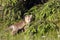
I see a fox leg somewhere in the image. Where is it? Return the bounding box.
[11,30,18,35]
[10,25,18,35]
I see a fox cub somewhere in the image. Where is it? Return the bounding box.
[8,15,32,35]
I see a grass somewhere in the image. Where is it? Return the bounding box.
[0,0,60,40]
[0,22,60,40]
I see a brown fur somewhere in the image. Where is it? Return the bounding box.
[8,15,32,35]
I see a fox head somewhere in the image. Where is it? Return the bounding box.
[24,15,32,24]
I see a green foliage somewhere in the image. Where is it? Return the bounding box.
[0,0,60,40]
[0,0,22,25]
[25,0,60,36]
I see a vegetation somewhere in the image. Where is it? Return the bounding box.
[0,0,60,40]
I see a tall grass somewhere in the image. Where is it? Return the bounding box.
[0,0,60,40]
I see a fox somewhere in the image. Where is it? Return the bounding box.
[6,15,32,35]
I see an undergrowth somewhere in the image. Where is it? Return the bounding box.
[0,0,60,40]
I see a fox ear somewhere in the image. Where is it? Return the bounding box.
[30,15,32,18]
[24,15,32,20]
